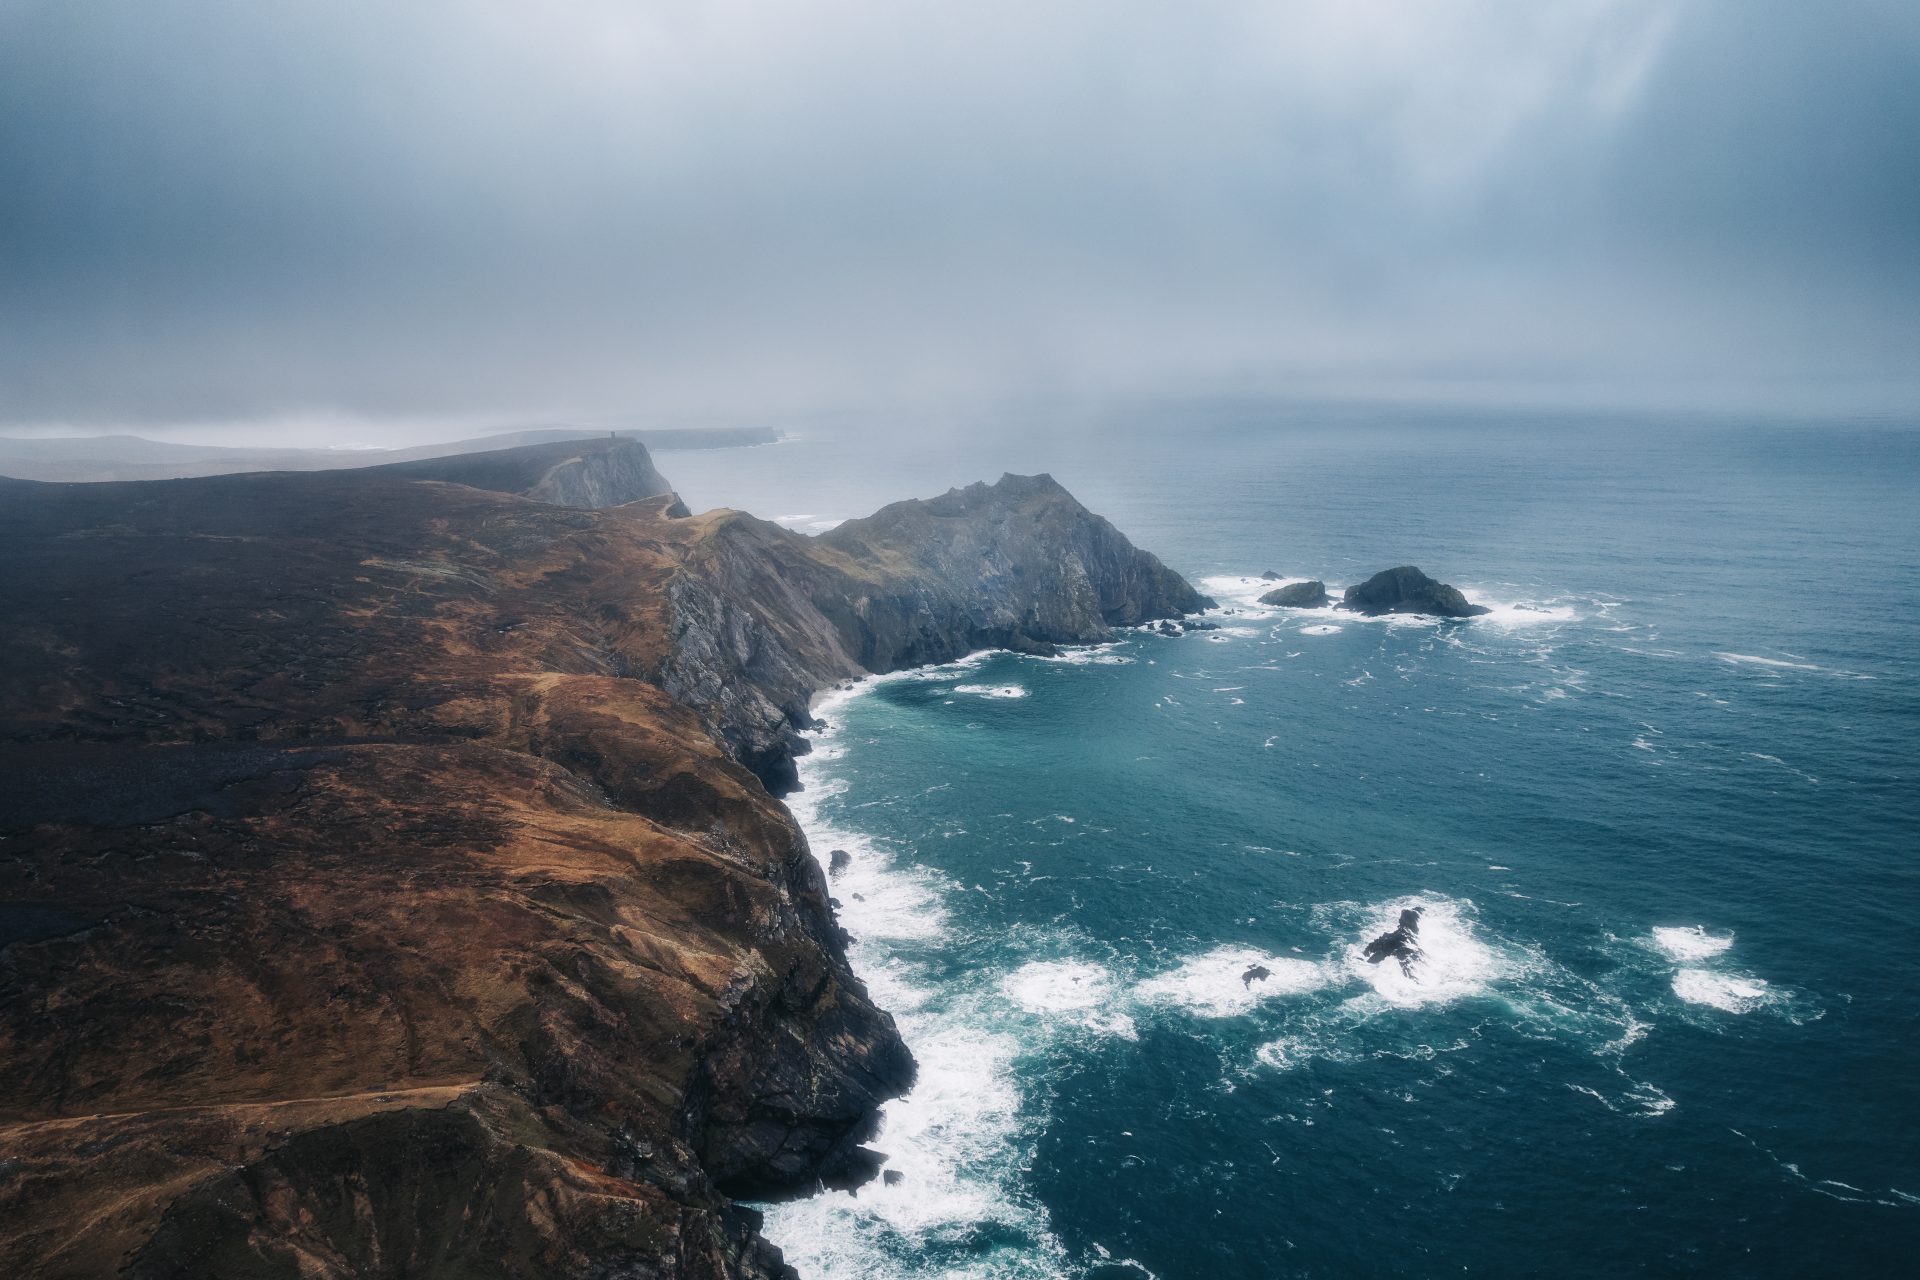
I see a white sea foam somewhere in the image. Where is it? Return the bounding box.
[1003,959,1138,1039]
[1028,641,1134,666]
[1468,596,1580,628]
[1649,926,1734,963]
[1567,1077,1676,1117]
[763,680,1081,1277]
[953,683,1029,699]
[1197,574,1295,612]
[761,1013,1061,1271]
[1671,968,1774,1013]
[1003,959,1112,1012]
[1716,652,1819,671]
[1339,898,1512,1008]
[1299,624,1343,636]
[1134,946,1328,1017]
[1255,1032,1353,1073]
[1745,752,1820,784]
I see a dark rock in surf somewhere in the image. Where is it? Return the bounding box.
[1241,964,1272,988]
[1363,907,1425,978]
[1340,566,1488,618]
[883,1170,905,1187]
[1259,570,1282,581]
[1259,580,1329,608]
[829,849,851,875]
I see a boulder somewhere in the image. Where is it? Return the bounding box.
[1340,566,1488,618]
[1258,580,1329,608]
[829,849,851,874]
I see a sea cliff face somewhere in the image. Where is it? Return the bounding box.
[659,473,1212,789]
[0,443,1204,1278]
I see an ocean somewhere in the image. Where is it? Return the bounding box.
[661,404,1920,1277]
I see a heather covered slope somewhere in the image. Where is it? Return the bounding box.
[0,445,1204,1278]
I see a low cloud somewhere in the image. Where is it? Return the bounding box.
[1,0,1915,435]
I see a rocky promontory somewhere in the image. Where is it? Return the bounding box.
[0,443,1205,1278]
[372,435,683,510]
[1340,566,1490,618]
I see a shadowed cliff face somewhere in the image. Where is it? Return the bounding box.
[0,445,1203,1278]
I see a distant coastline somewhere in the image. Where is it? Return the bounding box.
[0,424,782,484]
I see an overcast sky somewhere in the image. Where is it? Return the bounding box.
[2,0,1916,438]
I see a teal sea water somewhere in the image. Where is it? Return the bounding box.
[664,407,1919,1277]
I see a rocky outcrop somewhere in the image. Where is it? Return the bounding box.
[0,446,1206,1279]
[657,473,1213,790]
[817,473,1211,665]
[1259,579,1329,608]
[1340,566,1489,618]
[1364,908,1426,978]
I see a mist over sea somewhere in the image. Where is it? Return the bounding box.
[668,406,1920,1277]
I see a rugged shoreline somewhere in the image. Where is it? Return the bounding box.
[0,440,1206,1278]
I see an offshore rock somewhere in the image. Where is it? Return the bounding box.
[1259,580,1329,608]
[1364,908,1426,978]
[1340,566,1489,618]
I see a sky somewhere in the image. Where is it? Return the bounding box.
[2,0,1917,440]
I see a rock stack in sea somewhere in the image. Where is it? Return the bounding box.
[1259,579,1330,608]
[1340,566,1489,618]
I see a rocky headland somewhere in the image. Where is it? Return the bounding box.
[0,443,1204,1278]
[1339,566,1489,618]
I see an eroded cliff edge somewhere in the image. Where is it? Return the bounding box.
[0,446,1206,1278]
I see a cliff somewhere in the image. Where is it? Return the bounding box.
[0,443,1204,1278]
[660,472,1213,788]
[369,436,683,509]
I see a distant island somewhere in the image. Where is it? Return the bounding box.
[0,440,1203,1278]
